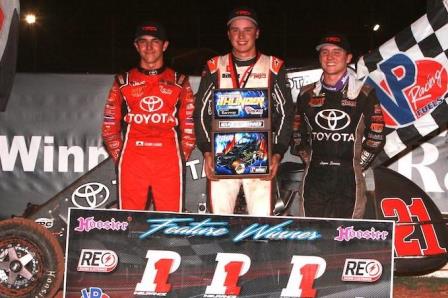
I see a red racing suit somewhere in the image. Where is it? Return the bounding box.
[102,66,195,211]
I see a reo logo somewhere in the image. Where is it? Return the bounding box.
[315,109,350,131]
[140,96,163,112]
[367,53,448,128]
[71,182,109,209]
[81,287,110,298]
[341,259,382,282]
[77,249,118,273]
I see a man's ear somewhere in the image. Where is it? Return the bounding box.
[256,28,260,39]
[163,41,169,52]
[346,53,353,64]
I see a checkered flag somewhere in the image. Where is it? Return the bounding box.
[357,0,448,166]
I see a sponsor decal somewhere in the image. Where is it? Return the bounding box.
[312,131,354,142]
[341,99,356,107]
[366,140,383,148]
[140,96,163,112]
[315,109,351,131]
[309,97,325,107]
[134,250,181,296]
[74,216,129,232]
[250,73,267,79]
[367,133,384,140]
[35,217,54,229]
[371,115,384,122]
[71,182,109,209]
[159,85,173,95]
[244,106,264,115]
[370,122,384,133]
[341,259,383,282]
[367,53,447,127]
[77,249,118,273]
[125,112,173,124]
[218,120,264,129]
[81,287,110,298]
[129,80,145,87]
[334,226,389,242]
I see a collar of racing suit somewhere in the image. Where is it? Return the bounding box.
[137,65,166,75]
[231,53,259,67]
[313,67,364,99]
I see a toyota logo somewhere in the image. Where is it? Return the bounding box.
[315,109,350,131]
[140,96,163,112]
[71,182,109,208]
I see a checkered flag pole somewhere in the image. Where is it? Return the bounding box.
[357,0,448,166]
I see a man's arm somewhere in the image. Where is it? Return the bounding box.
[193,63,218,179]
[290,88,312,164]
[267,64,294,179]
[177,75,196,161]
[271,65,294,157]
[360,87,386,170]
[193,65,216,154]
[102,77,124,163]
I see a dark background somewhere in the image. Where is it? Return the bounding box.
[18,0,427,75]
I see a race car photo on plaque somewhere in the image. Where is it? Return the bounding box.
[212,131,270,178]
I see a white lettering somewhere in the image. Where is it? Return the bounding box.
[0,135,108,173]
[397,143,444,192]
[44,136,54,172]
[0,136,41,171]
[312,132,354,142]
[59,146,84,172]
[186,159,200,180]
[88,147,108,170]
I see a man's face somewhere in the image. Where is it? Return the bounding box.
[227,18,259,58]
[134,35,168,68]
[319,44,352,77]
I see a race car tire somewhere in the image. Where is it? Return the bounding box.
[0,217,64,298]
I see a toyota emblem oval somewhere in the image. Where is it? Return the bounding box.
[71,182,110,208]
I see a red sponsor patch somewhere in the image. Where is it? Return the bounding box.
[370,123,384,133]
[309,97,325,107]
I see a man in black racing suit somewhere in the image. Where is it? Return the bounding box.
[292,34,385,218]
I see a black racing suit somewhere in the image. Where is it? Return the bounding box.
[293,69,385,218]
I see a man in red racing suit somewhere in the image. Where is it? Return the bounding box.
[102,21,195,211]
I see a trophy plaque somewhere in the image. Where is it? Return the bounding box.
[211,88,271,178]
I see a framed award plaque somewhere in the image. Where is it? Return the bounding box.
[211,88,271,178]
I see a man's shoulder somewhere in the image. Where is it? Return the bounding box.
[206,54,228,74]
[115,70,130,87]
[264,54,284,75]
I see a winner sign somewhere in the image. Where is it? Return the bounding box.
[64,209,394,297]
